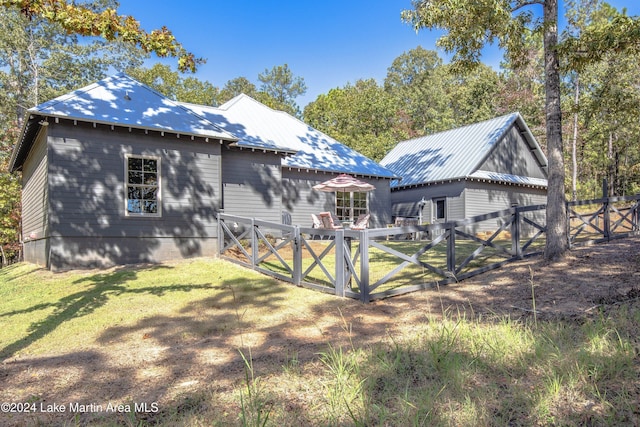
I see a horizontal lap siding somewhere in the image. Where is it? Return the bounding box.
[221,149,282,223]
[45,122,222,268]
[21,128,49,266]
[281,170,392,228]
[464,183,547,233]
[465,183,547,217]
[281,170,333,227]
[391,182,465,223]
[22,128,48,239]
[368,178,393,228]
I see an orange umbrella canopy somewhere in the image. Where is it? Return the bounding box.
[312,174,375,192]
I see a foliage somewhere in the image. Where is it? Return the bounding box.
[0,125,21,262]
[258,64,307,117]
[0,0,201,72]
[127,63,220,106]
[561,1,640,198]
[219,77,260,104]
[304,79,404,161]
[305,46,503,162]
[402,0,570,260]
[0,0,149,259]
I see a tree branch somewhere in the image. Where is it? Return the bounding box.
[511,0,544,13]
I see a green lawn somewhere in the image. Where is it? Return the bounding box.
[1,258,638,426]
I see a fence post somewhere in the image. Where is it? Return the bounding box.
[447,224,456,275]
[251,218,258,267]
[360,229,370,303]
[293,226,302,286]
[511,207,522,259]
[217,213,222,256]
[602,178,611,241]
[335,229,345,297]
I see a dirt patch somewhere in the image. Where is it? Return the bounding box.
[1,237,639,425]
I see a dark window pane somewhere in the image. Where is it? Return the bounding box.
[144,200,157,213]
[143,159,157,172]
[127,186,142,199]
[143,173,157,185]
[128,171,142,184]
[436,199,445,219]
[142,187,157,200]
[128,157,142,171]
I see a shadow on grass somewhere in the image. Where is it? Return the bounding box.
[0,263,45,283]
[0,264,216,362]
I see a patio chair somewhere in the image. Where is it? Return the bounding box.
[351,213,370,230]
[318,212,343,230]
[311,213,322,229]
[310,213,323,239]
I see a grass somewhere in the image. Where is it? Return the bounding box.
[1,258,639,426]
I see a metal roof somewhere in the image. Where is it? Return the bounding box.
[182,94,399,179]
[11,74,397,179]
[379,113,547,188]
[28,73,237,141]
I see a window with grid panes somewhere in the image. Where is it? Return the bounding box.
[335,191,368,222]
[125,155,160,216]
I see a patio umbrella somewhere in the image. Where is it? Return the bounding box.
[312,174,375,192]
[312,174,375,222]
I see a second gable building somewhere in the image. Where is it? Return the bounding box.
[379,113,548,231]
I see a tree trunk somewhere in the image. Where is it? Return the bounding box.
[571,76,579,201]
[543,0,569,260]
[608,132,614,196]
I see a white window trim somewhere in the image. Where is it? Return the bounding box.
[124,153,162,217]
[335,191,369,222]
[434,197,446,221]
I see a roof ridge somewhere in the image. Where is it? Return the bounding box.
[398,112,520,146]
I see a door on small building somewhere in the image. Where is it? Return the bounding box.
[431,197,447,238]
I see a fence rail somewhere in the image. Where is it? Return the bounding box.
[218,194,640,302]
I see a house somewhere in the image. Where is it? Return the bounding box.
[9,73,397,270]
[182,95,396,228]
[379,113,548,232]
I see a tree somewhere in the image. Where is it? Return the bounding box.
[219,77,259,104]
[494,31,546,147]
[1,0,202,72]
[127,64,220,106]
[258,64,307,117]
[0,0,149,259]
[442,62,501,127]
[0,124,21,263]
[384,47,455,136]
[304,79,403,161]
[402,0,569,260]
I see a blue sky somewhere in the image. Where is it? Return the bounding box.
[117,0,640,108]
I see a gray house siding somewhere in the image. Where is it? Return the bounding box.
[21,127,49,267]
[281,169,334,227]
[280,169,393,228]
[390,182,466,222]
[45,121,222,270]
[464,182,547,235]
[221,148,283,223]
[390,181,546,236]
[479,125,547,179]
[368,178,393,228]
